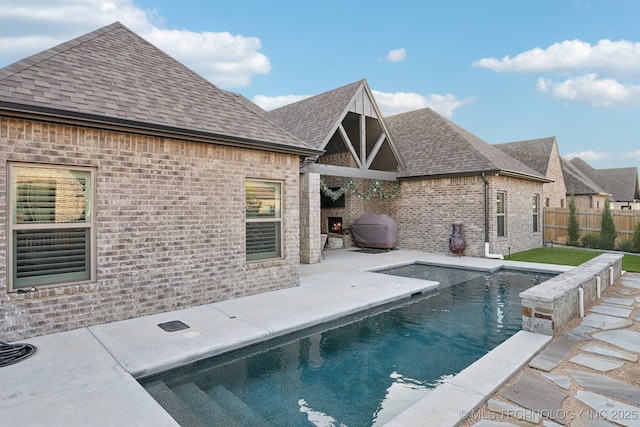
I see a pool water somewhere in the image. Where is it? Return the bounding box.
[140,266,554,427]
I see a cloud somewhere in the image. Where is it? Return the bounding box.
[254,90,474,117]
[626,149,640,160]
[384,48,407,62]
[252,94,311,111]
[0,0,270,88]
[473,39,640,108]
[537,74,640,107]
[473,39,640,78]
[372,90,475,117]
[563,150,610,162]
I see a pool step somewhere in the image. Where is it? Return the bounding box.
[144,380,209,427]
[173,382,243,427]
[208,385,270,426]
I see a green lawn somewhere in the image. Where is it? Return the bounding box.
[507,246,640,273]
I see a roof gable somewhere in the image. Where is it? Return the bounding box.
[265,79,404,175]
[386,108,548,181]
[0,22,315,155]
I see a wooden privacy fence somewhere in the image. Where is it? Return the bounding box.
[544,208,640,244]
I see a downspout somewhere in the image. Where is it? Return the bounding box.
[481,173,504,260]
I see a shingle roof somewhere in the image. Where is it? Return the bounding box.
[562,159,609,196]
[494,137,557,176]
[264,80,364,150]
[385,108,549,181]
[569,157,639,202]
[0,22,318,155]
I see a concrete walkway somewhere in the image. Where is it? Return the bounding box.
[0,249,570,426]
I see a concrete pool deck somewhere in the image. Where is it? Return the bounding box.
[0,249,576,426]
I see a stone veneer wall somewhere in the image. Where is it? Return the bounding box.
[0,117,302,341]
[520,253,623,335]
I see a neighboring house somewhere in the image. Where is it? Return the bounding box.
[385,108,551,257]
[0,22,321,341]
[561,159,610,210]
[569,157,640,210]
[494,137,567,208]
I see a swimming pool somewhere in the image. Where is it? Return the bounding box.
[140,266,554,426]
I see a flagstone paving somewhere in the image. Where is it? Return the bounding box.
[463,272,640,427]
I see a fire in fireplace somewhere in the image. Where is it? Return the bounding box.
[328,216,343,233]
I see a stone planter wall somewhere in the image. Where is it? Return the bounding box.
[520,253,624,336]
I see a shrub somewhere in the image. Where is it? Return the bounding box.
[599,197,617,250]
[633,219,640,253]
[567,196,580,246]
[581,233,601,249]
[617,239,635,253]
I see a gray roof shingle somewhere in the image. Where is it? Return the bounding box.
[569,157,639,202]
[0,22,317,155]
[494,137,557,176]
[264,80,364,150]
[562,158,609,196]
[385,108,549,181]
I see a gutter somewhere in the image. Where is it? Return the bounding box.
[481,173,504,260]
[0,101,324,158]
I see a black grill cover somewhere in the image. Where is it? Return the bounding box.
[351,214,398,249]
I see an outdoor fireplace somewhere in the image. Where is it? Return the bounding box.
[328,217,343,233]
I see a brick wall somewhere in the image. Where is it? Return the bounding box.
[0,117,301,341]
[543,142,567,208]
[392,175,545,257]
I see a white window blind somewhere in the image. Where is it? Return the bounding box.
[246,180,282,261]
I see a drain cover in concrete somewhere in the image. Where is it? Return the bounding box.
[566,368,640,405]
[541,372,571,390]
[594,330,640,352]
[582,344,638,362]
[499,372,568,423]
[529,336,577,372]
[574,390,640,427]
[569,354,624,372]
[589,304,633,318]
[157,320,190,332]
[581,313,632,330]
[601,296,636,306]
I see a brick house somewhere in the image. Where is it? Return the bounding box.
[385,108,551,257]
[0,22,321,341]
[569,157,640,210]
[264,81,551,258]
[561,159,610,210]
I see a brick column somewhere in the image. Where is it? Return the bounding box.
[300,172,321,264]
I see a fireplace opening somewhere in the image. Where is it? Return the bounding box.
[328,217,343,233]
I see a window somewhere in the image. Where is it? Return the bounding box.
[246,180,282,261]
[497,192,506,237]
[533,195,539,232]
[9,164,95,290]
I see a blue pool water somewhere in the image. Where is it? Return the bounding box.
[141,265,554,427]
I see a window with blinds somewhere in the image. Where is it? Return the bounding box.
[9,165,94,289]
[497,192,506,237]
[246,180,282,261]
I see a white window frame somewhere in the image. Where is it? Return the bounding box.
[533,194,539,232]
[497,191,506,237]
[8,163,96,291]
[245,179,283,261]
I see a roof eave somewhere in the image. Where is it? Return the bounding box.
[0,101,323,157]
